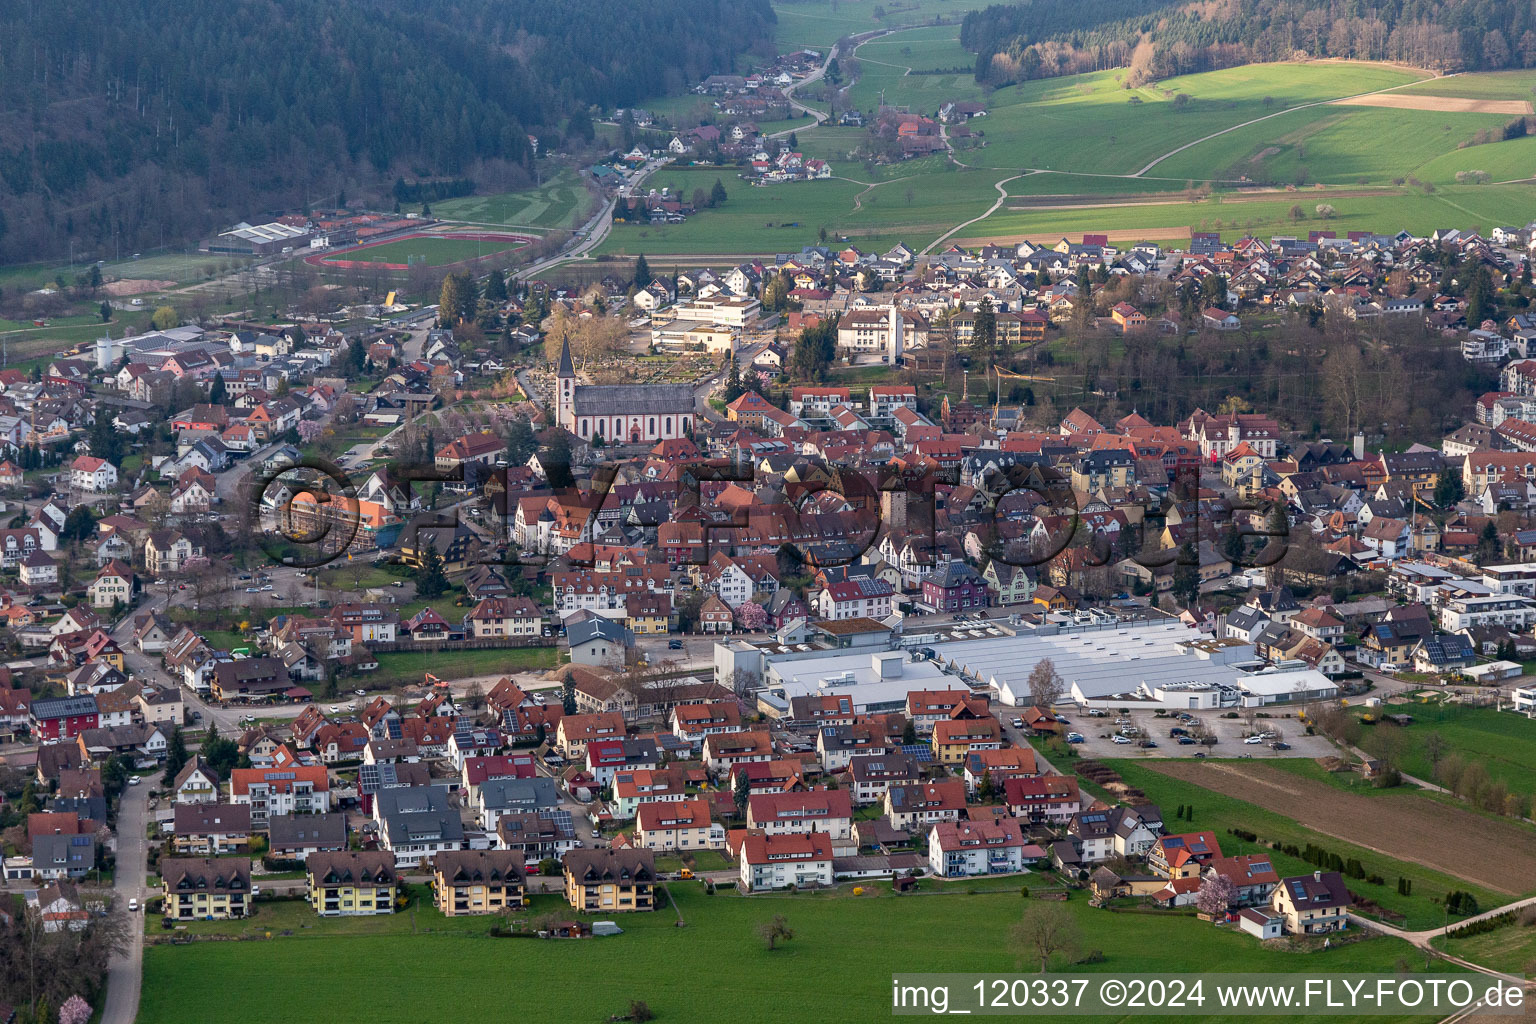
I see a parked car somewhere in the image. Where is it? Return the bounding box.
[1270,741,1291,750]
[1243,735,1263,744]
[1138,739,1158,748]
[668,639,684,650]
[1193,752,1208,759]
[1177,737,1197,745]
[391,581,405,587]
[128,898,138,912]
[128,776,141,786]
[1112,735,1132,744]
[1010,717,1025,729]
[1066,734,1085,744]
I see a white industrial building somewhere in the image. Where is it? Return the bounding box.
[717,615,1337,715]
[760,650,957,716]
[938,621,1337,710]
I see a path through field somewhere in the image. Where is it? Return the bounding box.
[1143,761,1536,895]
[1332,93,1534,115]
[1133,70,1440,176]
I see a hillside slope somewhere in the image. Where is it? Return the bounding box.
[0,0,775,261]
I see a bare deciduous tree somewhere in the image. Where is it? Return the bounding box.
[1011,902,1081,973]
[756,913,794,950]
[1026,658,1065,710]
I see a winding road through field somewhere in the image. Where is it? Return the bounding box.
[920,172,1030,255]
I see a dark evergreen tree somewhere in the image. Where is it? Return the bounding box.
[484,268,508,303]
[414,541,451,598]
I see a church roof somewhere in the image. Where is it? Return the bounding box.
[572,384,696,417]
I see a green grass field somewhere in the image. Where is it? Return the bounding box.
[958,182,1536,247]
[967,64,1427,176]
[846,26,981,111]
[1411,135,1536,184]
[322,236,526,267]
[771,0,1005,51]
[1431,917,1536,973]
[1364,703,1536,798]
[1397,70,1536,101]
[138,884,1447,1024]
[613,55,1493,254]
[368,646,558,687]
[1100,760,1510,930]
[430,170,594,229]
[597,163,1009,254]
[1154,106,1514,184]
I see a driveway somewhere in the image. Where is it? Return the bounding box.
[101,783,150,1024]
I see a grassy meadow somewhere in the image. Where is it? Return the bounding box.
[139,883,1450,1024]
[429,170,595,230]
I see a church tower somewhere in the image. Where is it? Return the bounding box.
[556,337,576,430]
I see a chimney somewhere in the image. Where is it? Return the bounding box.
[1313,870,1322,882]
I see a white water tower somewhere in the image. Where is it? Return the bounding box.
[95,333,113,370]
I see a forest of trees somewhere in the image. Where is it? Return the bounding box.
[0,0,775,261]
[963,0,1536,87]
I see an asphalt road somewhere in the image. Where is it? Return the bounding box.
[101,782,149,1024]
[515,157,670,281]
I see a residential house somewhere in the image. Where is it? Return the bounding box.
[1270,870,1350,935]
[160,857,251,919]
[307,851,398,916]
[562,849,656,912]
[634,797,716,851]
[431,850,526,916]
[928,818,1036,878]
[736,830,833,891]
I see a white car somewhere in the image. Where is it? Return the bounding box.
[128,776,141,786]
[128,898,138,912]
[1244,735,1264,744]
[1112,735,1133,744]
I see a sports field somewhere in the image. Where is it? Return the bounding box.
[139,884,1447,1024]
[312,232,530,270]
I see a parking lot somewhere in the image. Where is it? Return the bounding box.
[1060,705,1336,761]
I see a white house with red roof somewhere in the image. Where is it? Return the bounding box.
[928,818,1039,877]
[735,830,833,891]
[70,456,117,493]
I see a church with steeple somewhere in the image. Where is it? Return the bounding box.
[554,338,697,444]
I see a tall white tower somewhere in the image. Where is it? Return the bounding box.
[886,305,904,363]
[556,337,576,430]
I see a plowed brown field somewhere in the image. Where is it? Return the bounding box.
[1143,760,1536,895]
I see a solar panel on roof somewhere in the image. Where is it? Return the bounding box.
[900,744,934,763]
[386,719,403,739]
